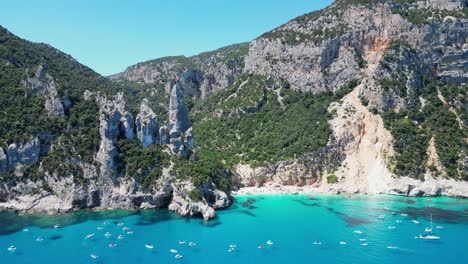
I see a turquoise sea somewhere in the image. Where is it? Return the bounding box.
[0,195,467,264]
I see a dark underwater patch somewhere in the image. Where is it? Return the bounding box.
[399,206,468,223]
[240,210,256,217]
[241,198,257,208]
[200,220,222,228]
[49,235,62,240]
[292,199,319,207]
[136,209,176,225]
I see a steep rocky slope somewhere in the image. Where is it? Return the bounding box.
[1,0,467,219]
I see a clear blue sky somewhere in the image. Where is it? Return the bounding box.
[1,0,332,76]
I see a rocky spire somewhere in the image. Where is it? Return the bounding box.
[166,84,193,156]
[135,99,159,147]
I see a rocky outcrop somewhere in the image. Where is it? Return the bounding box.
[244,0,468,98]
[165,84,193,156]
[24,65,65,117]
[168,180,231,220]
[0,138,40,173]
[135,99,160,147]
[110,44,248,99]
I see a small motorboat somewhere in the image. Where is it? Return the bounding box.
[396,220,402,223]
[412,220,420,224]
[419,234,440,240]
[23,228,29,232]
[361,243,368,246]
[179,240,186,245]
[228,247,235,252]
[53,224,60,229]
[127,231,134,235]
[145,244,154,249]
[116,222,124,226]
[266,240,274,245]
[170,249,178,253]
[36,237,44,242]
[104,232,112,237]
[313,242,322,245]
[175,254,183,259]
[188,242,196,247]
[122,227,129,231]
[7,246,16,251]
[229,244,237,248]
[436,226,443,229]
[383,207,390,211]
[387,246,398,249]
[103,221,109,225]
[354,230,363,234]
[109,243,117,248]
[117,235,124,240]
[388,226,396,229]
[401,213,408,217]
[258,244,265,249]
[85,233,95,239]
[90,254,98,259]
[339,241,347,245]
[97,226,104,230]
[425,227,432,232]
[359,238,366,242]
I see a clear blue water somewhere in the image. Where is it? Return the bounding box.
[1,195,467,264]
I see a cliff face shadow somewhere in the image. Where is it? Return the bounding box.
[136,210,177,225]
[292,199,319,207]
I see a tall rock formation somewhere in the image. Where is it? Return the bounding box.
[166,84,193,156]
[135,99,160,147]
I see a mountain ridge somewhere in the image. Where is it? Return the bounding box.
[0,0,467,219]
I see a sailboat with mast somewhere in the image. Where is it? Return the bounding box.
[419,214,440,240]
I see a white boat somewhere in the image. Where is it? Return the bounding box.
[412,220,420,224]
[339,241,347,245]
[228,248,235,252]
[378,215,385,219]
[419,234,440,240]
[229,244,237,248]
[420,214,440,240]
[53,224,60,229]
[85,233,95,239]
[436,226,443,229]
[103,221,109,225]
[258,244,265,249]
[313,242,322,245]
[127,231,134,235]
[170,249,178,253]
[388,226,396,229]
[401,213,408,217]
[145,244,154,249]
[117,235,124,240]
[175,254,183,259]
[36,237,44,242]
[179,240,186,245]
[396,220,402,223]
[109,243,117,247]
[387,246,398,249]
[122,227,129,231]
[391,212,396,215]
[354,230,363,234]
[90,254,98,259]
[117,222,124,226]
[359,238,366,242]
[23,228,29,232]
[361,243,368,246]
[188,242,196,247]
[104,232,112,237]
[97,226,103,230]
[7,246,16,251]
[266,240,274,245]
